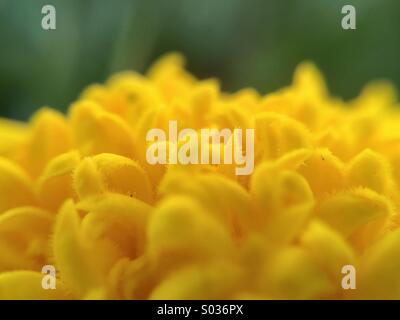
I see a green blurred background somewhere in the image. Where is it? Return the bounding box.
[0,0,399,120]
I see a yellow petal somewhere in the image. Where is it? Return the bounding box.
[346,149,393,194]
[0,118,27,156]
[263,202,313,244]
[147,53,195,101]
[110,257,161,300]
[353,80,397,110]
[0,271,71,300]
[297,148,344,198]
[260,247,333,299]
[301,221,356,292]
[293,61,328,99]
[251,161,314,244]
[318,188,393,249]
[190,80,219,126]
[159,170,258,236]
[150,261,243,300]
[106,71,163,122]
[73,157,105,199]
[73,153,153,203]
[357,229,400,299]
[78,192,152,259]
[23,108,72,177]
[80,84,129,119]
[251,162,313,218]
[148,195,234,264]
[0,206,53,271]
[255,112,312,160]
[0,157,36,212]
[83,288,107,300]
[275,148,312,171]
[36,151,81,211]
[69,100,135,158]
[53,200,104,296]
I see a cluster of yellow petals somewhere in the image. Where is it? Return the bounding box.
[1,53,400,299]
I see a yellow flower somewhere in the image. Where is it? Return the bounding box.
[1,53,400,299]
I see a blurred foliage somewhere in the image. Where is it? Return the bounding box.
[0,0,399,120]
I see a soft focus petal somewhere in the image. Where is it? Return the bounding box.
[260,247,333,299]
[69,101,135,158]
[73,153,153,203]
[300,221,356,296]
[53,200,104,296]
[0,271,70,300]
[36,151,81,211]
[357,230,400,299]
[0,157,36,212]
[0,206,53,271]
[318,188,393,250]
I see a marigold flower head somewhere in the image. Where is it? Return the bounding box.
[1,53,400,299]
